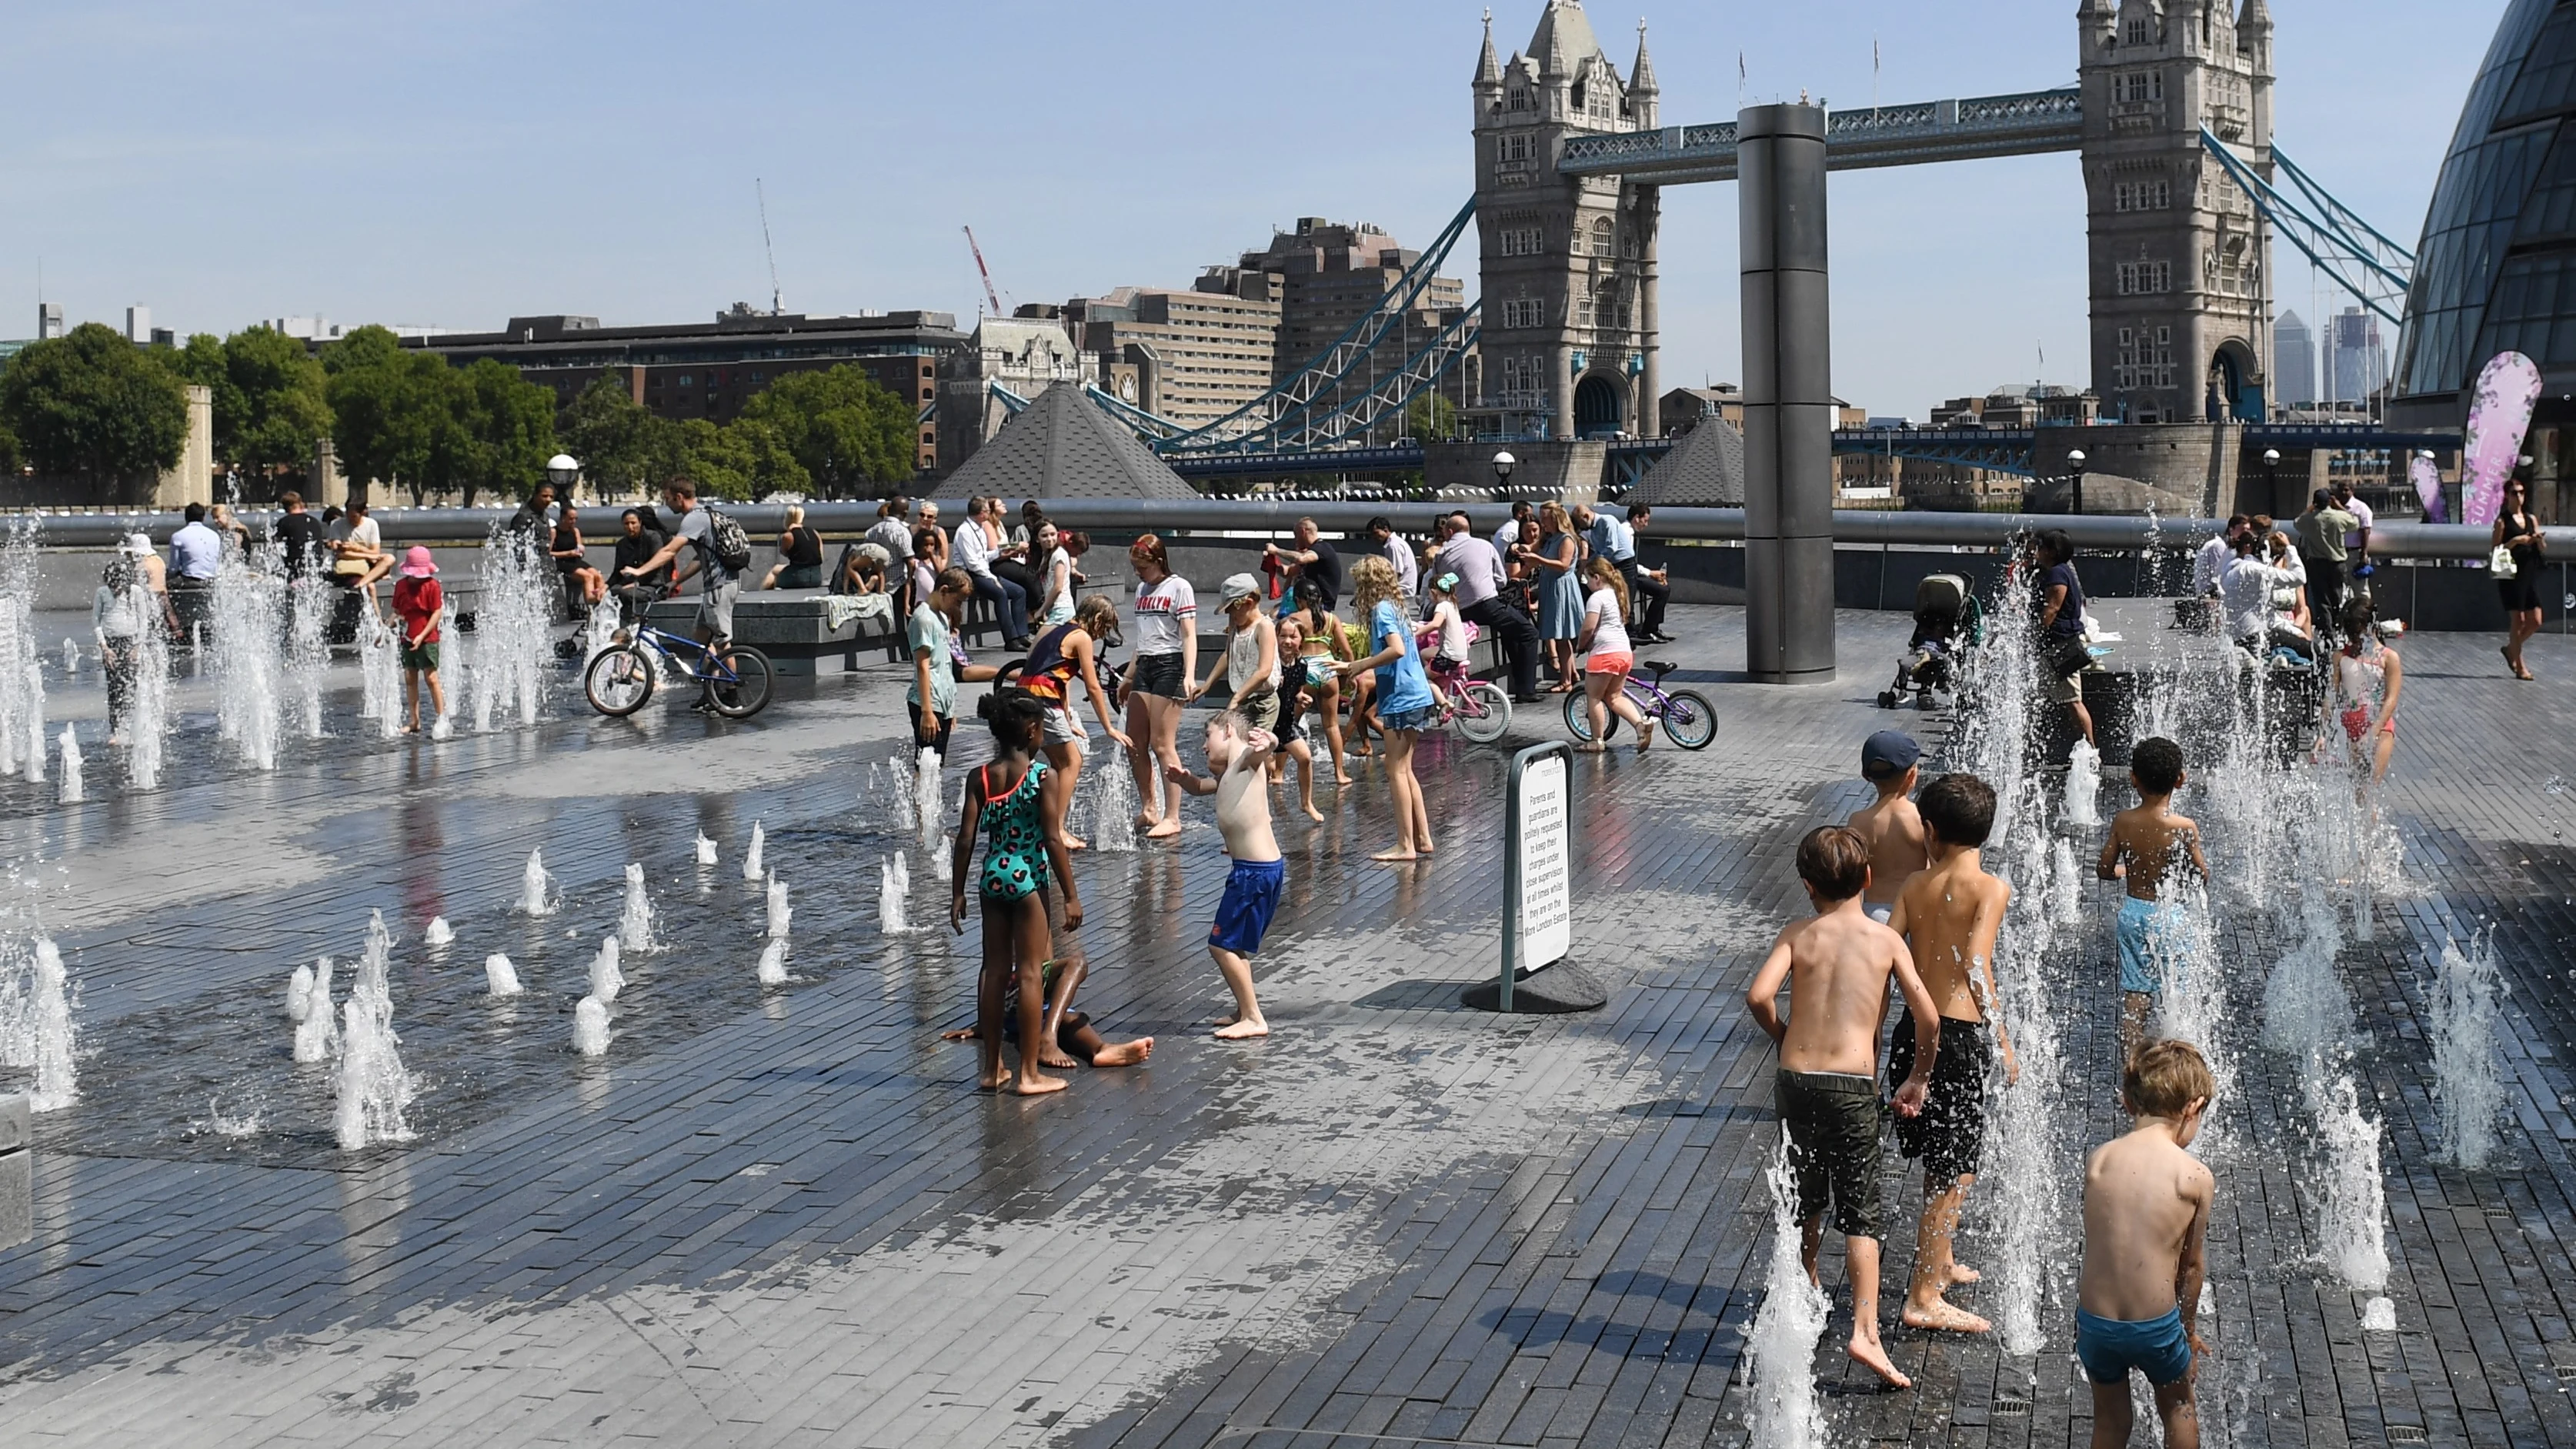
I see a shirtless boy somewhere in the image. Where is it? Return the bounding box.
[1887,772,2018,1334]
[1747,825,1944,1389]
[2097,736,2209,1063]
[1167,711,1283,1040]
[1847,730,1927,924]
[2077,1039,2216,1448]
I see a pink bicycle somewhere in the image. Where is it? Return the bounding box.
[1418,624,1513,743]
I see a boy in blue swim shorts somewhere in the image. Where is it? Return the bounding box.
[2077,1038,2215,1447]
[1168,710,1282,1040]
[2097,736,2207,1068]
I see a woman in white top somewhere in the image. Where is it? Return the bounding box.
[1574,557,1650,752]
[1117,534,1197,840]
[2223,533,2311,663]
[1033,519,1077,629]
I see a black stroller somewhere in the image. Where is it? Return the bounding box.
[1879,573,1980,710]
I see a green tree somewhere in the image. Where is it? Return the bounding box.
[672,417,810,501]
[215,326,332,480]
[324,326,451,502]
[0,322,188,495]
[1403,390,1459,442]
[558,372,668,496]
[736,365,916,496]
[449,359,557,506]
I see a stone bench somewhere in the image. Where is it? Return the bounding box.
[645,589,903,676]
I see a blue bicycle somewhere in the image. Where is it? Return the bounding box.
[583,623,774,719]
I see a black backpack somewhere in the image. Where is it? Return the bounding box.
[702,506,754,574]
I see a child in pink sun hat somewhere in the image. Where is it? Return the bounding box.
[390,547,445,733]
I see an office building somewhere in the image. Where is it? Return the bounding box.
[1233,218,1469,379]
[125,307,151,344]
[2273,309,2316,406]
[934,312,1097,474]
[2329,306,2385,405]
[37,304,62,340]
[1069,285,1281,432]
[413,306,969,473]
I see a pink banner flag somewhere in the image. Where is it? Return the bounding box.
[2410,451,2447,524]
[2461,350,2541,527]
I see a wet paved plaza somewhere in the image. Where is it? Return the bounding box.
[2,599,2574,1447]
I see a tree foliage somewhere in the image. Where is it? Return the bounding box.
[558,372,670,496]
[0,323,189,491]
[736,365,916,496]
[323,326,556,505]
[1403,390,1460,442]
[164,326,332,480]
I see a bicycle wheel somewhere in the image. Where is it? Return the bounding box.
[1456,681,1512,743]
[1660,689,1718,750]
[1560,688,1620,743]
[706,644,774,719]
[584,643,657,717]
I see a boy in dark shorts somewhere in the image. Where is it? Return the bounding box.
[1167,711,1283,1039]
[1886,773,2017,1334]
[1747,825,1943,1389]
[2078,1039,2215,1447]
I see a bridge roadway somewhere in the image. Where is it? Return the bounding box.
[0,597,2570,1445]
[1557,88,2085,185]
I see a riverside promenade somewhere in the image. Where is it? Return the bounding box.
[0,602,2571,1447]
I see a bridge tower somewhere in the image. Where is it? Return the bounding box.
[2078,0,2277,424]
[1473,2,1661,443]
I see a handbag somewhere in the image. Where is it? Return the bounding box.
[2045,634,2093,678]
[2491,543,2520,578]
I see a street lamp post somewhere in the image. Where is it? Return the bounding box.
[2261,448,2280,518]
[546,453,580,499]
[2067,448,2087,516]
[1491,449,1517,496]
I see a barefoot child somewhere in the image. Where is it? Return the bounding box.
[1336,556,1436,860]
[2097,736,2208,1063]
[1747,825,1944,1390]
[390,547,445,733]
[1847,730,1927,924]
[2077,1038,2216,1448]
[950,688,1081,1095]
[1273,616,1328,823]
[1166,710,1283,1039]
[1886,772,2018,1335]
[941,952,1153,1070]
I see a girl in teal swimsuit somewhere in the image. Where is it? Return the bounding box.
[950,687,1081,1096]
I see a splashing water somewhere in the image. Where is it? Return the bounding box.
[2047,838,2082,927]
[916,747,943,851]
[2361,1297,2397,1331]
[1092,744,1138,853]
[285,576,329,739]
[60,636,77,676]
[743,822,766,881]
[332,940,415,1153]
[356,606,402,737]
[210,546,286,769]
[293,958,338,1063]
[583,596,621,663]
[1742,1128,1829,1447]
[890,850,910,896]
[887,758,916,836]
[618,863,658,951]
[879,854,911,934]
[2149,881,2240,1153]
[16,659,42,786]
[589,937,626,1004]
[2311,1069,2391,1290]
[484,953,523,997]
[350,910,397,1037]
[56,724,83,804]
[24,938,76,1112]
[2430,934,2505,1170]
[518,849,557,916]
[933,833,953,883]
[286,962,315,1023]
[766,873,791,939]
[756,938,789,986]
[573,996,610,1056]
[695,833,718,866]
[125,577,172,790]
[422,916,454,948]
[2062,738,2102,829]
[0,524,44,782]
[471,528,554,729]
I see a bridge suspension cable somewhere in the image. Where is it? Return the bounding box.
[2200,129,2413,328]
[1145,195,1482,458]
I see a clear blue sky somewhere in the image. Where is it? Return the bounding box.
[0,0,2501,421]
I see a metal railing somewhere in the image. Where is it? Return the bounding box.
[8,499,2546,562]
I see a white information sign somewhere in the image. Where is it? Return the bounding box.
[1516,754,1572,970]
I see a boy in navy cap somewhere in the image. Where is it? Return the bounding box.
[1847,730,1927,925]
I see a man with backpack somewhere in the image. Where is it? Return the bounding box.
[614,478,752,656]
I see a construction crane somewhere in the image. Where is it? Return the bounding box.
[756,179,782,315]
[963,225,1005,319]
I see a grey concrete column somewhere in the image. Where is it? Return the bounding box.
[1636,184,1662,439]
[1551,340,1577,443]
[1738,102,1835,683]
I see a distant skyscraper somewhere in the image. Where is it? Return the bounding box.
[2274,309,2315,407]
[2331,305,2385,404]
[36,302,62,340]
[125,306,151,343]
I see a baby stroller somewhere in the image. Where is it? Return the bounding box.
[1880,573,1979,709]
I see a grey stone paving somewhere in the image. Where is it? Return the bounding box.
[0,599,2571,1446]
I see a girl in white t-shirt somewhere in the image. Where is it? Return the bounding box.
[1576,558,1650,752]
[1119,535,1197,840]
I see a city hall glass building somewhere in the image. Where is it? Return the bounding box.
[2395,0,2576,466]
